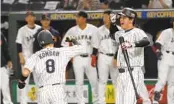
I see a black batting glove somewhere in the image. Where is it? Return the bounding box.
[18,80,26,89]
[65,37,72,42]
[156,49,162,60]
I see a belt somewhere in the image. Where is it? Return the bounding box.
[39,83,60,88]
[118,68,134,73]
[166,51,174,55]
[80,54,89,57]
[100,52,114,56]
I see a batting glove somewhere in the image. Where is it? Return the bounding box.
[91,55,97,67]
[121,42,135,50]
[18,79,26,89]
[110,13,117,24]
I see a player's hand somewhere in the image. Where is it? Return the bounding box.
[20,56,25,65]
[7,61,13,69]
[91,55,97,67]
[110,12,118,24]
[65,37,71,42]
[156,50,162,60]
[18,79,26,89]
[112,59,117,67]
[121,41,135,50]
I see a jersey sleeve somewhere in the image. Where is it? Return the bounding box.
[24,54,37,72]
[156,29,169,45]
[164,0,172,8]
[91,28,100,49]
[136,29,148,41]
[62,45,86,58]
[16,28,23,44]
[61,28,73,47]
[51,28,60,37]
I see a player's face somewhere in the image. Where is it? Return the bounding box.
[119,15,133,30]
[103,14,111,26]
[76,16,86,26]
[41,20,51,27]
[25,15,35,24]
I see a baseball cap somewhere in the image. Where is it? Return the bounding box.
[41,13,50,20]
[77,11,88,18]
[118,8,137,18]
[25,11,35,17]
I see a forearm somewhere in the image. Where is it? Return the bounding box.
[159,0,170,8]
[20,68,31,81]
[114,51,118,59]
[154,42,162,50]
[17,43,22,53]
[92,48,98,56]
[134,37,150,47]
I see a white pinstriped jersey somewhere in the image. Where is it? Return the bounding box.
[156,28,174,51]
[16,25,41,59]
[98,25,121,54]
[61,24,99,54]
[115,28,148,67]
[24,45,85,87]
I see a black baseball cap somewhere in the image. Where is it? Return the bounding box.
[77,11,88,18]
[41,13,50,20]
[25,11,35,17]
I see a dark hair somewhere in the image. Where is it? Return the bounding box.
[103,10,112,15]
[77,11,88,18]
[103,0,109,5]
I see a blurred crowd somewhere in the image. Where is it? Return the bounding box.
[1,0,174,12]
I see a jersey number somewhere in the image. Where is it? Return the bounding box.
[46,59,55,73]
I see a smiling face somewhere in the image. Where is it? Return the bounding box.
[119,15,134,30]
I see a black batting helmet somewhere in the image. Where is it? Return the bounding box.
[118,7,137,19]
[37,30,54,47]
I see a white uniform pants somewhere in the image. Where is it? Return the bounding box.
[97,53,118,104]
[73,56,98,104]
[19,65,30,104]
[0,66,13,104]
[116,67,150,104]
[154,52,174,104]
[37,84,67,104]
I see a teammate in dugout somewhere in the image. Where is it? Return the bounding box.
[153,18,174,104]
[112,8,151,104]
[16,11,41,104]
[96,10,121,104]
[18,30,86,104]
[33,13,61,53]
[61,11,99,104]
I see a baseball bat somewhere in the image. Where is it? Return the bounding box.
[119,36,139,100]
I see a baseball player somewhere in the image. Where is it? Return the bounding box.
[97,10,121,104]
[61,11,99,104]
[112,8,151,104]
[153,18,174,104]
[17,30,86,104]
[33,13,61,53]
[0,32,13,104]
[16,11,41,104]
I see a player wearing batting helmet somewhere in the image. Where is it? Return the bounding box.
[18,30,86,104]
[112,8,151,104]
